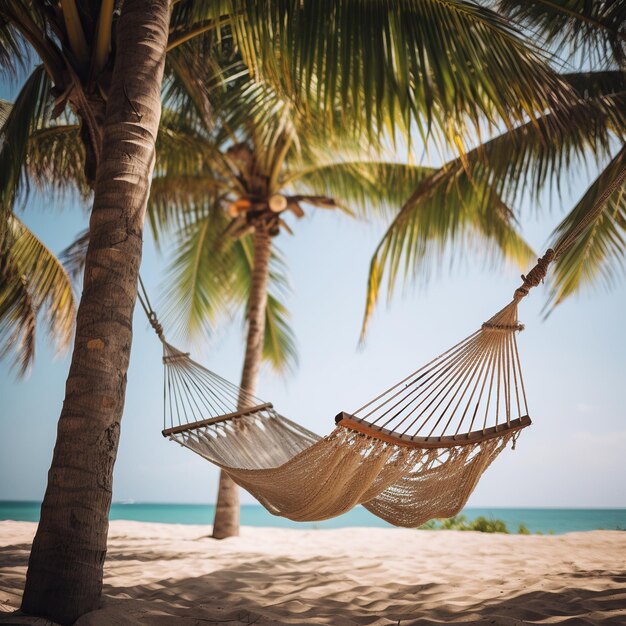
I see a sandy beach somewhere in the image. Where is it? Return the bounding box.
[0,521,625,625]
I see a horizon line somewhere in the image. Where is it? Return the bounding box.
[1,500,625,511]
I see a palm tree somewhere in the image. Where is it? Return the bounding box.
[1,0,577,619]
[361,1,626,334]
[1,0,175,622]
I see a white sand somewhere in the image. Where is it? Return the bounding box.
[1,521,625,625]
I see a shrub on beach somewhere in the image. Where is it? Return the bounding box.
[419,515,535,534]
[470,516,509,533]
[436,515,510,532]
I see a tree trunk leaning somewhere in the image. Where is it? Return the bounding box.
[212,223,272,539]
[21,1,171,623]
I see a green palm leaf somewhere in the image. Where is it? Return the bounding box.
[148,173,227,243]
[0,213,76,376]
[163,209,297,372]
[361,168,535,339]
[0,98,11,126]
[369,69,625,319]
[496,0,626,67]
[59,228,89,282]
[168,0,232,46]
[0,7,33,77]
[147,108,236,245]
[398,71,625,215]
[263,292,297,373]
[0,64,50,217]
[546,145,626,311]
[161,205,237,338]
[290,160,437,219]
[233,0,572,142]
[27,124,89,198]
[164,27,244,129]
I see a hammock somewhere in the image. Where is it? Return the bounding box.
[144,284,531,527]
[139,170,624,528]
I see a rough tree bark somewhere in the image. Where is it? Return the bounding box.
[21,0,171,623]
[212,222,272,540]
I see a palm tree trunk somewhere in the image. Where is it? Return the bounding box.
[212,222,272,539]
[21,1,171,623]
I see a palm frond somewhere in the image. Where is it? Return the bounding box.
[163,210,297,372]
[361,168,535,339]
[27,124,89,198]
[162,207,247,338]
[148,112,235,245]
[0,64,51,216]
[360,68,625,327]
[202,64,302,166]
[0,213,76,376]
[0,2,64,83]
[290,160,437,219]
[163,28,242,129]
[59,228,89,283]
[0,11,32,77]
[0,248,36,376]
[155,107,236,182]
[232,0,572,143]
[263,292,297,373]
[400,71,625,216]
[148,174,229,244]
[496,0,626,68]
[155,108,213,177]
[0,98,11,126]
[168,0,232,40]
[545,144,626,312]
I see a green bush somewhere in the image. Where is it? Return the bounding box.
[418,515,526,534]
[470,516,509,533]
[439,515,468,530]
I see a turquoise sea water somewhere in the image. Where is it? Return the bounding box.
[1,501,625,534]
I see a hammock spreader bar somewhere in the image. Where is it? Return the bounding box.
[335,412,531,449]
[162,403,273,437]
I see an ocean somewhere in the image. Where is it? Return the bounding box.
[1,501,625,535]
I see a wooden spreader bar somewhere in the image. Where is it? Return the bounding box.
[162,402,274,437]
[335,412,531,449]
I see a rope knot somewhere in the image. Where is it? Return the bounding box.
[513,248,555,302]
[148,311,164,341]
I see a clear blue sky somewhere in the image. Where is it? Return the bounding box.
[1,80,625,509]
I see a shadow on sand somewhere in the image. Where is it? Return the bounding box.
[2,546,625,625]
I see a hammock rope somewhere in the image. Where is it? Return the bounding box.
[138,168,625,527]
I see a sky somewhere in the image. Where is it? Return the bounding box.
[1,83,625,510]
